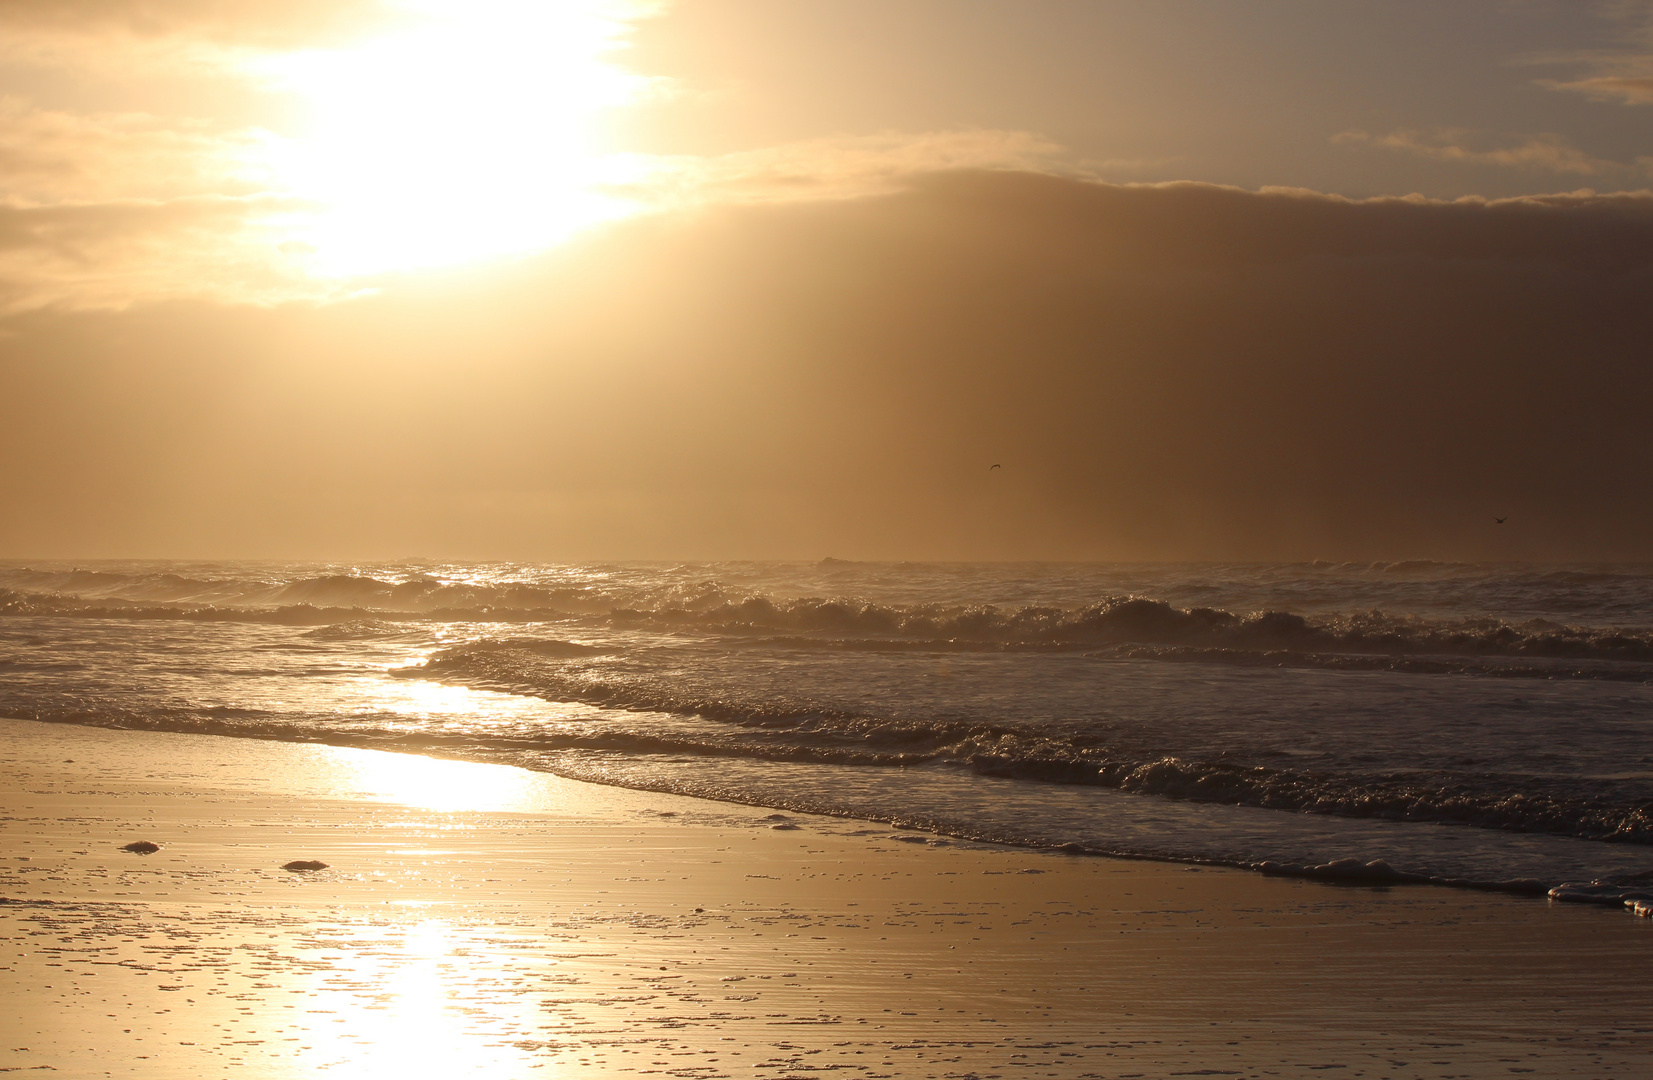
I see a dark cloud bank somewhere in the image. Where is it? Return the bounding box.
[2,171,1651,560]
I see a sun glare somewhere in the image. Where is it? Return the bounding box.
[264,0,654,276]
[337,746,538,813]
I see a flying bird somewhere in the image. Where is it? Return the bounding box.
[989,464,1001,471]
[1495,517,1507,524]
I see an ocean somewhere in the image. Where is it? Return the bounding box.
[3,559,1650,896]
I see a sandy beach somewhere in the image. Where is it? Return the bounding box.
[2,716,1649,1079]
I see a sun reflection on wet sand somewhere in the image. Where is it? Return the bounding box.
[301,919,547,1080]
[9,723,1651,1079]
[335,746,537,813]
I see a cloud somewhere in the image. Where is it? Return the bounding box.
[1333,127,1645,177]
[0,8,364,312]
[0,194,335,313]
[1544,72,1653,105]
[1534,2,1653,105]
[0,97,276,204]
[2,171,1650,561]
[0,104,1077,309]
[0,1,395,50]
[628,128,1071,206]
[0,0,657,71]
[0,95,319,310]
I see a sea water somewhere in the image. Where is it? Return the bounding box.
[3,560,1650,892]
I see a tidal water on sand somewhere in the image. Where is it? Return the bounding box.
[3,560,1651,894]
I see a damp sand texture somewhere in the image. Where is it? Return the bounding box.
[1,718,1650,1080]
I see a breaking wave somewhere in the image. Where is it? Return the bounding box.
[390,637,1653,845]
[606,596,1653,667]
[6,559,1650,898]
[7,573,1653,673]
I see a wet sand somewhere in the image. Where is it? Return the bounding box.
[2,716,1649,1079]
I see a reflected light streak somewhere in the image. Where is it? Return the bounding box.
[308,920,548,1079]
[316,675,577,812]
[362,675,543,721]
[339,748,536,813]
[263,0,655,276]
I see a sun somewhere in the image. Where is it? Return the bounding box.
[264,0,656,277]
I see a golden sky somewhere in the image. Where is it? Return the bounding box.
[1,1,1651,560]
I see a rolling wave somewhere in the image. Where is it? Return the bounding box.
[6,559,1648,897]
[7,578,1653,670]
[395,638,1653,845]
[610,596,1653,664]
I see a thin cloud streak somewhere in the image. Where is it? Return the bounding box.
[1543,72,1653,104]
[0,0,394,50]
[624,128,1072,206]
[0,97,276,204]
[0,195,332,313]
[1334,128,1651,178]
[1531,0,1653,105]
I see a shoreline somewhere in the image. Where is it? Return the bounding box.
[13,712,1649,903]
[3,716,1651,1079]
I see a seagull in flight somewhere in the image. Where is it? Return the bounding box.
[989,463,1001,471]
[1495,516,1507,524]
